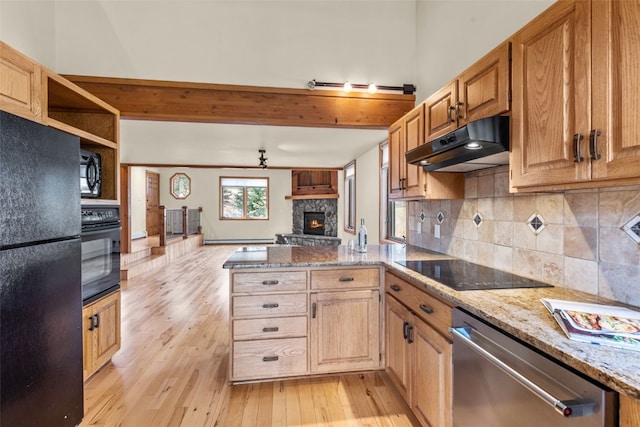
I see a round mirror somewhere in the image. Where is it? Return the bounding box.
[170,173,191,199]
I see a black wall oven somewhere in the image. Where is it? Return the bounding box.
[81,205,121,305]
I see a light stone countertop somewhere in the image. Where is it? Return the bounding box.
[223,244,640,400]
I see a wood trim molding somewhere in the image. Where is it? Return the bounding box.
[62,75,415,129]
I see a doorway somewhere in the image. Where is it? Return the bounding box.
[145,171,160,236]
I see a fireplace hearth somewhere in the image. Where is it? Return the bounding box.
[304,212,325,235]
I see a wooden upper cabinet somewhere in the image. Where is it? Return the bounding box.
[510,0,591,189]
[459,41,511,124]
[511,0,640,191]
[388,117,406,199]
[388,103,464,201]
[591,0,640,182]
[0,42,121,201]
[424,81,458,142]
[403,104,426,198]
[425,41,511,143]
[0,42,43,122]
[388,103,429,200]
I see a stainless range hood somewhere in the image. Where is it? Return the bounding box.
[405,115,510,173]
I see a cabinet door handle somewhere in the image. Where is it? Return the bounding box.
[94,314,100,328]
[448,105,456,123]
[262,356,279,362]
[312,302,317,319]
[262,280,279,285]
[589,129,602,160]
[402,321,409,340]
[88,316,95,331]
[263,327,279,333]
[419,304,434,315]
[262,303,279,309]
[390,284,401,292]
[455,101,462,120]
[573,133,584,163]
[338,277,354,282]
[407,325,414,344]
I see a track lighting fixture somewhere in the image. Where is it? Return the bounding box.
[307,79,415,94]
[258,149,267,169]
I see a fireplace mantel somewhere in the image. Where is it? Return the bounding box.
[285,194,339,200]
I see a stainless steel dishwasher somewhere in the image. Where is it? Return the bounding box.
[450,308,617,427]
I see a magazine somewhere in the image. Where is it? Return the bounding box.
[540,298,640,351]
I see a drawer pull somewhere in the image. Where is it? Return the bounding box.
[262,280,279,285]
[390,284,401,292]
[419,304,434,315]
[338,277,354,282]
[262,356,279,362]
[262,303,279,309]
[263,327,279,333]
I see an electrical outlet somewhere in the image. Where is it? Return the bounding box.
[417,222,422,234]
[434,224,441,239]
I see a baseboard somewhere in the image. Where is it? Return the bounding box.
[204,238,274,245]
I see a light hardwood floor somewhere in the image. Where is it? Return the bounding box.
[80,245,419,427]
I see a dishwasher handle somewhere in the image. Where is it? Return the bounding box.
[450,326,597,418]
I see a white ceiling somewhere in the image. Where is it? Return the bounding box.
[120,120,388,169]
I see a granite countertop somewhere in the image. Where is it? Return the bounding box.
[223,244,640,400]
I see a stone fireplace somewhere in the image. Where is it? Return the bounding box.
[292,198,337,236]
[275,198,341,246]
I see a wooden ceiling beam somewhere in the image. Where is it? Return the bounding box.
[62,75,415,129]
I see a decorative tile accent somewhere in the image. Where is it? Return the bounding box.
[622,214,640,245]
[472,212,484,228]
[437,211,445,224]
[419,211,426,222]
[527,212,546,235]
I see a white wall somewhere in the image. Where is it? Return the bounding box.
[133,167,292,242]
[0,0,56,68]
[415,0,554,101]
[53,1,416,88]
[355,145,380,245]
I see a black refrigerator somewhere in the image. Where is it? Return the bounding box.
[0,111,84,426]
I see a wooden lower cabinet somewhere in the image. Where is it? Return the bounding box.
[310,289,380,373]
[385,272,452,427]
[229,266,382,383]
[411,315,452,427]
[233,337,308,380]
[385,296,412,402]
[82,290,121,380]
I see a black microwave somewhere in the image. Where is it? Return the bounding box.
[80,149,102,198]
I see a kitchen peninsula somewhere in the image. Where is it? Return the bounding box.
[225,244,640,424]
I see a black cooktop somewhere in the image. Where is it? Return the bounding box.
[395,259,553,291]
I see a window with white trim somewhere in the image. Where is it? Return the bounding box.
[220,177,269,220]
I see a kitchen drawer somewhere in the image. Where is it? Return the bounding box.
[385,272,452,336]
[311,267,380,290]
[233,337,308,380]
[232,271,307,293]
[232,293,307,317]
[233,316,307,341]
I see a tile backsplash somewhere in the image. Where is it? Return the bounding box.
[407,166,640,307]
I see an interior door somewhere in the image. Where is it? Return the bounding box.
[145,171,160,236]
